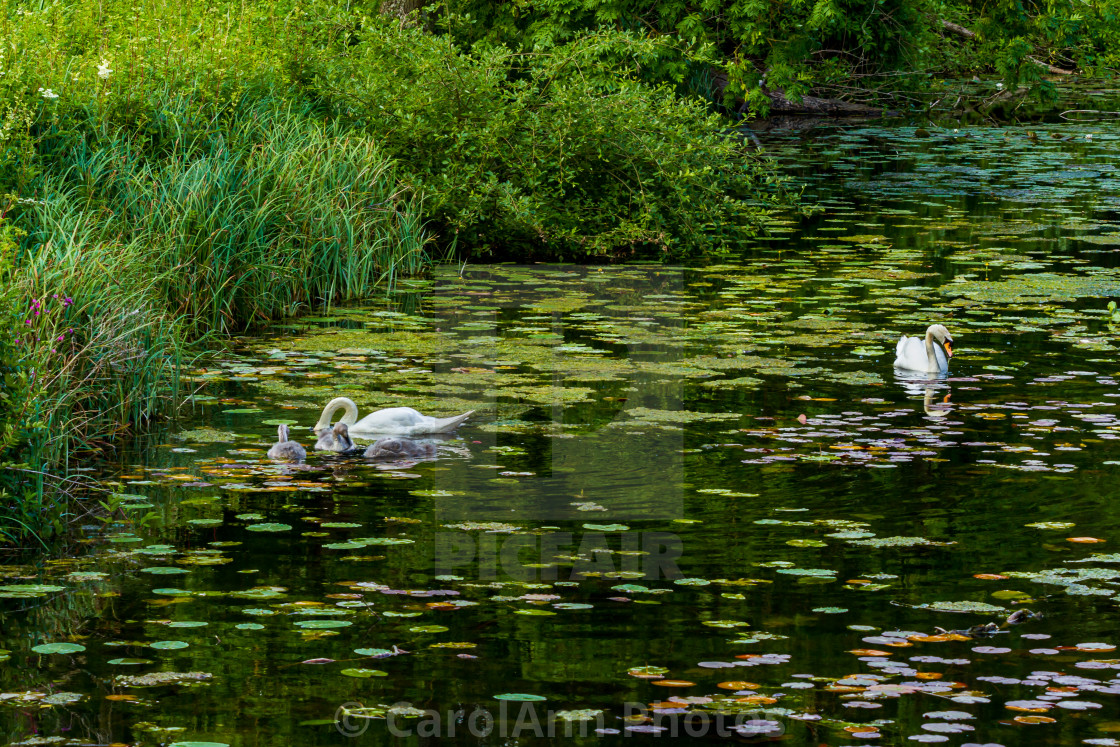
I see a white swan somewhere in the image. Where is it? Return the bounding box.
[267,424,306,462]
[314,421,358,453]
[894,324,953,372]
[312,397,474,438]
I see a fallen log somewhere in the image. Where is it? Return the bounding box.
[710,69,892,116]
[763,89,887,115]
[940,20,975,39]
[1027,55,1074,75]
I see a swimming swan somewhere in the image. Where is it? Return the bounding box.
[314,421,358,453]
[363,437,438,460]
[313,397,474,438]
[894,324,953,373]
[267,424,306,462]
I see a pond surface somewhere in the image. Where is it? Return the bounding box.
[4,122,1120,746]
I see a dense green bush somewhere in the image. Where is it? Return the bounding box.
[300,25,786,256]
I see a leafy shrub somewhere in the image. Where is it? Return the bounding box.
[301,24,788,257]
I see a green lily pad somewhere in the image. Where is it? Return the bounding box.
[918,600,1007,613]
[294,620,352,629]
[494,693,546,702]
[0,584,66,598]
[341,668,389,678]
[32,643,86,655]
[354,648,394,657]
[141,567,188,575]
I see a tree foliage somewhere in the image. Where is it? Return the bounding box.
[436,0,1120,111]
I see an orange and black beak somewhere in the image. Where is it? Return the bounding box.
[944,340,954,358]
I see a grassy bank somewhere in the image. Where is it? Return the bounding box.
[0,91,428,545]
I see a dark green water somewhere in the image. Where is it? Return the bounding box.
[4,122,1120,746]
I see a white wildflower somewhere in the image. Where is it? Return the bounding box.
[97,60,113,79]
[38,87,58,99]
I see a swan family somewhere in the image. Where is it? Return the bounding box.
[265,398,473,463]
[266,326,954,462]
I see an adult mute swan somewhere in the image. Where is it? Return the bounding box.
[894,324,953,373]
[267,424,306,462]
[314,421,358,453]
[313,397,474,438]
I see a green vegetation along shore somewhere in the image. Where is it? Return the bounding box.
[1,0,1117,545]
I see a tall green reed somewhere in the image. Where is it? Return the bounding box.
[30,92,429,336]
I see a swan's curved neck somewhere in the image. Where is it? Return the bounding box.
[923,328,938,371]
[314,397,359,431]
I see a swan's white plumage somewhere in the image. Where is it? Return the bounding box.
[893,324,952,373]
[313,397,473,438]
[894,335,948,371]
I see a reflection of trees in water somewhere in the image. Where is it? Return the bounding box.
[1,587,111,745]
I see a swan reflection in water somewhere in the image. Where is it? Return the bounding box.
[922,386,953,419]
[894,369,954,420]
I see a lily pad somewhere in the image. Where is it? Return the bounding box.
[32,643,86,655]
